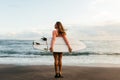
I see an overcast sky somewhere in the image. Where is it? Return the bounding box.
[0,0,120,40]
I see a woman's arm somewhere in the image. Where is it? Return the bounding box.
[50,30,56,52]
[62,35,72,52]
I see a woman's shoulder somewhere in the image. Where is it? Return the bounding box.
[52,29,58,33]
[53,29,57,32]
[52,29,58,35]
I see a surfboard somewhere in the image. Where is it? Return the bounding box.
[32,37,86,52]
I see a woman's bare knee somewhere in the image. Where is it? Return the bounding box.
[54,60,59,66]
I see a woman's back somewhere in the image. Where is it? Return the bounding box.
[53,29,63,37]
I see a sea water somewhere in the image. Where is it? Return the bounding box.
[0,40,120,66]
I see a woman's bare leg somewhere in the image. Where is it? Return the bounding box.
[58,53,63,75]
[53,53,59,74]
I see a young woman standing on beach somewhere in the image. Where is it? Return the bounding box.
[50,21,72,78]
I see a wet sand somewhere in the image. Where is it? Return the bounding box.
[0,65,120,80]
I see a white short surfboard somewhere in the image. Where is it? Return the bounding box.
[33,37,86,52]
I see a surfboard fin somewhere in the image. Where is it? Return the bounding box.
[41,37,47,41]
[36,42,40,45]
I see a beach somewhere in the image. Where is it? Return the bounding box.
[0,40,120,80]
[0,65,120,80]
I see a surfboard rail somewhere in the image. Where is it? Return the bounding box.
[33,37,86,52]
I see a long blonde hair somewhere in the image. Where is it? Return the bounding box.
[55,21,66,35]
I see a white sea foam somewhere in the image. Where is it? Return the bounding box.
[0,55,120,67]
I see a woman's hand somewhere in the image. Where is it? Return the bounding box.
[68,47,72,53]
[49,47,53,52]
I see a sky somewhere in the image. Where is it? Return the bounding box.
[0,0,120,40]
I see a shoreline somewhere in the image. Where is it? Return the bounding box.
[0,65,120,80]
[1,63,120,68]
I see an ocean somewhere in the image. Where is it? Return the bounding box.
[0,40,120,66]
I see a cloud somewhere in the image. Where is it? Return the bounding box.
[66,22,120,40]
[91,0,119,6]
[0,23,120,40]
[92,11,114,22]
[86,0,120,26]
[0,28,52,40]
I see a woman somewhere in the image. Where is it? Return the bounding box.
[50,21,72,78]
